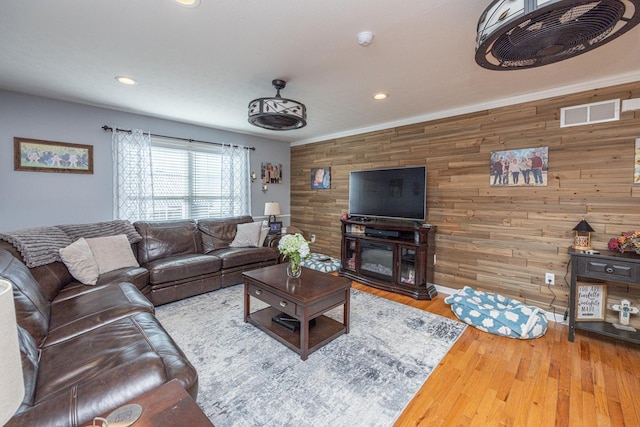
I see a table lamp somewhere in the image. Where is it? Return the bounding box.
[264,202,281,225]
[0,279,25,425]
[572,219,595,251]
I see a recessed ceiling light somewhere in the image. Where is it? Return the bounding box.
[173,0,200,7]
[373,93,388,100]
[115,76,137,86]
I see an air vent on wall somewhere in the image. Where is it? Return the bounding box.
[560,99,620,127]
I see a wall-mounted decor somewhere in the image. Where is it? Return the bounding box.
[634,138,640,184]
[490,146,548,187]
[576,283,607,322]
[311,167,331,189]
[14,137,93,174]
[261,162,282,184]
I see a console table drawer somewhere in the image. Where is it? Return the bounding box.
[247,283,297,317]
[577,257,638,282]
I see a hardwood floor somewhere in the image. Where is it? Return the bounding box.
[350,283,640,427]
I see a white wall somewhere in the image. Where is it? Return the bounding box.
[0,90,291,231]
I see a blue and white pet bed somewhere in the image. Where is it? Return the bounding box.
[444,286,547,339]
[300,253,342,273]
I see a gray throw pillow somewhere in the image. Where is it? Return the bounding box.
[229,222,263,248]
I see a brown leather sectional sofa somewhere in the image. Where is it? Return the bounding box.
[135,216,280,305]
[0,215,280,426]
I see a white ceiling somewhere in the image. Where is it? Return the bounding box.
[1,0,640,145]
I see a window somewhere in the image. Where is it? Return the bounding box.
[149,137,250,220]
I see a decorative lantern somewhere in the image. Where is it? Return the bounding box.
[572,219,595,251]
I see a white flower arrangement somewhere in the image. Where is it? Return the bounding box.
[278,233,310,268]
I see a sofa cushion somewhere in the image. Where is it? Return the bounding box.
[144,254,222,285]
[51,267,150,303]
[1,235,72,302]
[96,267,150,293]
[59,238,99,285]
[198,216,253,253]
[134,220,202,264]
[86,234,139,274]
[0,249,50,347]
[258,226,269,247]
[208,247,280,269]
[28,262,74,303]
[7,313,198,427]
[46,282,155,346]
[229,222,263,248]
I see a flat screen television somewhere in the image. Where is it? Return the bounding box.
[348,166,426,222]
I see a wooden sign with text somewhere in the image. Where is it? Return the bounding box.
[576,284,607,321]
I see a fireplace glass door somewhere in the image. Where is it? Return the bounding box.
[360,241,394,281]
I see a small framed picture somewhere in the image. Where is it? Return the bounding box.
[576,283,607,321]
[268,221,282,235]
[311,167,331,189]
[261,162,282,184]
[14,137,93,174]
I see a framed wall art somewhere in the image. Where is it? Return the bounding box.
[14,137,93,174]
[576,283,607,321]
[634,137,639,184]
[490,146,548,187]
[311,167,331,189]
[261,162,282,184]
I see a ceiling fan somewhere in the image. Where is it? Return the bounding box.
[476,0,640,70]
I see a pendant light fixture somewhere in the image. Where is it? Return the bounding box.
[248,79,307,130]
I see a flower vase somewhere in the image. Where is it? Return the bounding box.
[287,260,302,278]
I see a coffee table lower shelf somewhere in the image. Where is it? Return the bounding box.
[247,307,346,358]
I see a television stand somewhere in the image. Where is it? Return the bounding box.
[340,219,437,300]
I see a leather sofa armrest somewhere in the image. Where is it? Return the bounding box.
[264,234,282,248]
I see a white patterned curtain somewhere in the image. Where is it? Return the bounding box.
[111,128,154,221]
[221,144,251,216]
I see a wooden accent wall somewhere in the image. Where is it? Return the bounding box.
[291,81,640,314]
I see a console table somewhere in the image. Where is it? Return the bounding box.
[340,219,436,300]
[568,248,640,344]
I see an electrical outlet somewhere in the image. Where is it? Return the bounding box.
[310,234,316,243]
[545,272,555,286]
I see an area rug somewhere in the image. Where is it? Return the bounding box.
[155,284,466,427]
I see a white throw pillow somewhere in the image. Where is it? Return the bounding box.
[229,222,263,248]
[86,234,140,275]
[258,227,269,247]
[59,238,100,285]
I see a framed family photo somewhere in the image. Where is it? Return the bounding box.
[261,162,283,184]
[490,146,548,187]
[14,137,93,174]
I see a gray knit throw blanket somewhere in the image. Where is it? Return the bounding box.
[0,220,142,268]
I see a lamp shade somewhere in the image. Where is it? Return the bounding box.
[264,202,281,217]
[0,279,24,425]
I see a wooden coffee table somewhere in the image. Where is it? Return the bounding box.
[243,263,351,360]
